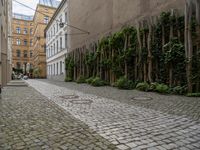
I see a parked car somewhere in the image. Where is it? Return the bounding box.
[23,75,28,80]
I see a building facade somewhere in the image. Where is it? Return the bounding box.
[67,0,185,52]
[0,0,12,87]
[12,13,34,75]
[45,0,68,81]
[32,0,59,78]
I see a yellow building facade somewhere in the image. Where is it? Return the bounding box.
[12,14,33,75]
[32,4,57,78]
[12,1,59,78]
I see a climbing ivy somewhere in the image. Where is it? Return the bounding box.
[64,11,200,94]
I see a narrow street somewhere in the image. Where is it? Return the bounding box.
[1,80,200,150]
[1,0,200,149]
[0,82,116,150]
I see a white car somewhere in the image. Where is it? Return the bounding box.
[23,75,28,80]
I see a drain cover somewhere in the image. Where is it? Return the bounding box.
[69,99,93,105]
[60,95,79,99]
[132,97,152,101]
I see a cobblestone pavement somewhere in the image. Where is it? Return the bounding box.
[27,80,200,150]
[40,79,200,121]
[0,86,117,150]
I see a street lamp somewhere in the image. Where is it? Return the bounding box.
[59,22,64,28]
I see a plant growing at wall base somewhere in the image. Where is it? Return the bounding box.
[172,86,187,95]
[86,77,95,84]
[65,77,73,82]
[91,77,105,87]
[136,82,150,92]
[115,76,134,90]
[76,75,86,84]
[155,84,169,93]
[186,93,200,97]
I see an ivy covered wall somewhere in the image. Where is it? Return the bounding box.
[65,2,200,94]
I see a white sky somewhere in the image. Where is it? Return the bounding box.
[13,0,61,16]
[13,0,39,16]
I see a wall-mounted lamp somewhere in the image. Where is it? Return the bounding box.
[59,22,64,28]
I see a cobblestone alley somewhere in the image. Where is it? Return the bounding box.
[0,79,200,150]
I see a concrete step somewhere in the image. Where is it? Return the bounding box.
[7,80,28,87]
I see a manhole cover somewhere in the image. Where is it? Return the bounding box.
[60,95,79,99]
[69,99,93,105]
[132,97,153,101]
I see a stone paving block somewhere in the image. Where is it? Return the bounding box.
[0,86,116,150]
[117,144,129,150]
[125,142,137,148]
[21,80,200,150]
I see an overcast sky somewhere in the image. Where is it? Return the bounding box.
[13,0,61,16]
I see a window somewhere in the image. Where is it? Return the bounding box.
[24,22,28,26]
[51,45,53,56]
[60,37,62,50]
[57,62,58,75]
[16,39,21,45]
[30,23,33,26]
[30,39,33,46]
[53,25,55,35]
[54,64,55,75]
[65,33,67,48]
[56,40,58,52]
[30,51,33,58]
[16,62,21,69]
[60,61,62,74]
[50,65,52,75]
[56,23,59,32]
[30,28,33,35]
[44,16,49,24]
[24,28,28,34]
[46,48,48,57]
[16,50,21,57]
[65,12,68,23]
[24,50,28,58]
[16,27,20,34]
[54,43,55,54]
[24,39,28,46]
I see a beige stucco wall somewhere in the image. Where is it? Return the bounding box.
[0,0,12,87]
[113,0,185,28]
[68,0,185,52]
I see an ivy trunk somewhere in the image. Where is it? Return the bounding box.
[169,12,174,87]
[185,0,193,93]
[124,35,128,78]
[147,19,153,83]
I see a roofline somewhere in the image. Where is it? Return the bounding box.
[45,0,67,32]
[12,18,33,22]
[33,4,58,22]
[12,13,34,21]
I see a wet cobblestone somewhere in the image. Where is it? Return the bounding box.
[27,80,200,150]
[0,86,117,150]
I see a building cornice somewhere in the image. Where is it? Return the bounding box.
[45,0,67,32]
